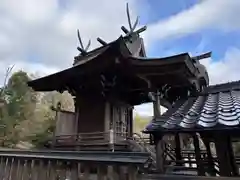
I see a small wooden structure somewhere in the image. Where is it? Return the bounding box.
[145,81,240,177]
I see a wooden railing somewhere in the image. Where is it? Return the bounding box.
[53,132,240,176]
[140,174,240,180]
[0,149,150,180]
[164,150,240,176]
[1,148,239,180]
[54,131,128,146]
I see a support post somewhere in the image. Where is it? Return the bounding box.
[119,166,127,180]
[227,135,239,176]
[97,165,107,180]
[192,133,205,176]
[201,135,216,176]
[107,165,119,180]
[109,128,114,152]
[155,135,165,173]
[128,165,138,180]
[215,134,232,176]
[175,133,182,165]
[128,107,133,137]
[82,164,90,180]
[153,91,161,119]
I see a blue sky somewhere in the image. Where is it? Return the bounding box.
[0,0,240,116]
[142,0,239,60]
[141,0,198,23]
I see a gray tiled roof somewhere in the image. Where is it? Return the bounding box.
[145,81,240,132]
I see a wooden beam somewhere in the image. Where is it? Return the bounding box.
[138,69,184,76]
[191,52,212,61]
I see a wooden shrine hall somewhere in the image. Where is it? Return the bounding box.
[28,12,209,152]
[27,3,239,178]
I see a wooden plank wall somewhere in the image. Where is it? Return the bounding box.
[55,110,76,136]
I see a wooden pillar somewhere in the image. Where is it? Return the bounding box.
[153,91,161,118]
[104,102,111,132]
[97,165,107,180]
[128,165,138,180]
[69,162,78,180]
[82,164,90,180]
[175,133,182,165]
[128,107,133,137]
[202,136,216,176]
[74,96,79,134]
[227,136,239,176]
[155,135,165,173]
[192,133,205,176]
[107,165,119,180]
[119,166,127,180]
[215,134,232,176]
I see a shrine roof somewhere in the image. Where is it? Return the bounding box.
[28,35,197,93]
[27,37,123,91]
[144,80,240,133]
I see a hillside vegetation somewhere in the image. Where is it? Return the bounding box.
[0,70,74,148]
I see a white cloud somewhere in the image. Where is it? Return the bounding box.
[0,0,155,116]
[202,47,240,85]
[0,0,59,24]
[144,0,240,46]
[0,0,141,71]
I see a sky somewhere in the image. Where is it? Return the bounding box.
[0,0,240,116]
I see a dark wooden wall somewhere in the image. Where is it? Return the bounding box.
[76,95,105,133]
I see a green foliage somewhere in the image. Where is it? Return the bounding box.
[5,71,37,120]
[0,71,38,146]
[28,116,55,148]
[0,70,74,148]
[133,113,151,134]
